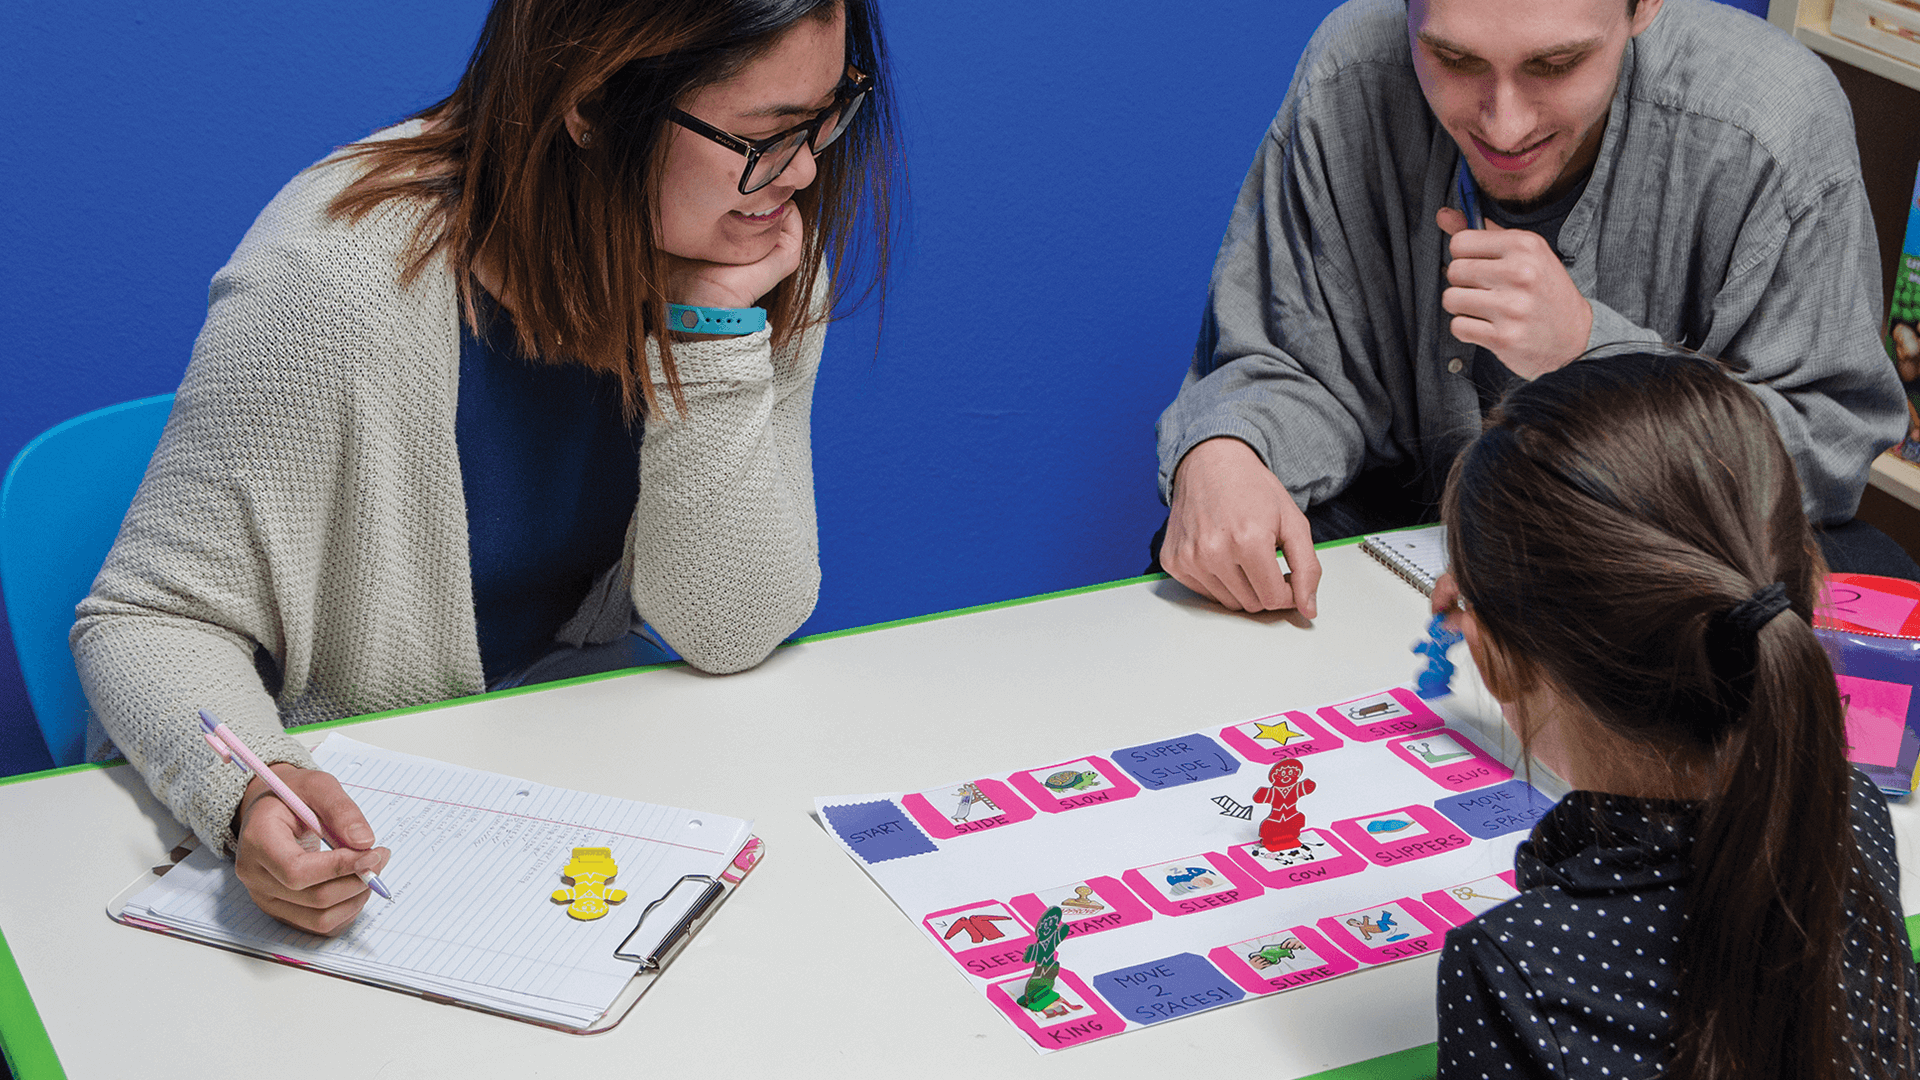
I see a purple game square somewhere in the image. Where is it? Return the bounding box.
[1433,779,1554,839]
[1110,733,1241,790]
[1091,952,1246,1025]
[823,799,940,863]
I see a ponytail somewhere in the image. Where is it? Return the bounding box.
[1443,352,1916,1080]
[1673,587,1907,1079]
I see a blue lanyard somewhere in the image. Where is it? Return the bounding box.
[1454,158,1484,231]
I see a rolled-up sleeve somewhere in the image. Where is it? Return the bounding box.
[1156,107,1391,510]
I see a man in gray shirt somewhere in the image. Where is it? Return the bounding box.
[1154,0,1906,615]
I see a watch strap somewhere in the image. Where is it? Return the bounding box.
[667,304,767,335]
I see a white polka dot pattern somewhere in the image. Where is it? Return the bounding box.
[1436,771,1917,1078]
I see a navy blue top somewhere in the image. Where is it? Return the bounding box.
[457,301,640,685]
[1467,171,1593,414]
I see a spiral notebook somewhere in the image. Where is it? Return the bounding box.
[1359,524,1448,596]
[108,734,761,1032]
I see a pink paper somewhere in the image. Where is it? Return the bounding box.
[1819,582,1919,635]
[1835,674,1911,768]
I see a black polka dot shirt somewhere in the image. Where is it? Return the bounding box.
[1437,769,1917,1079]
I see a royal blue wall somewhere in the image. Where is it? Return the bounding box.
[0,0,1775,779]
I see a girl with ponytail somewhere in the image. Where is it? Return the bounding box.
[1434,352,1918,1080]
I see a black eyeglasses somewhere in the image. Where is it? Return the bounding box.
[671,69,871,195]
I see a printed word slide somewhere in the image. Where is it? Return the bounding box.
[816,686,1550,1052]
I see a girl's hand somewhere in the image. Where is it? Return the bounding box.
[1431,572,1463,631]
[667,202,806,312]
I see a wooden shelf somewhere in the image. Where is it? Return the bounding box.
[1871,450,1920,512]
[1768,0,1920,520]
[1772,0,1920,93]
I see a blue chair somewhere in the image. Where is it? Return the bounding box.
[1,394,175,766]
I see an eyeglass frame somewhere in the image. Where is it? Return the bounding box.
[669,69,872,195]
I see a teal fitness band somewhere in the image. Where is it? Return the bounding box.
[667,304,766,335]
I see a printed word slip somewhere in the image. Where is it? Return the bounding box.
[117,735,751,1028]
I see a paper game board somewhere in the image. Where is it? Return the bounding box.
[815,686,1551,1052]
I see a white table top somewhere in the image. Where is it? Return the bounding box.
[3,542,1915,1079]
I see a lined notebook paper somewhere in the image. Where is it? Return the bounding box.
[117,735,751,1028]
[1360,524,1448,596]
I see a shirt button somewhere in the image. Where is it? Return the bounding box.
[1448,357,1464,374]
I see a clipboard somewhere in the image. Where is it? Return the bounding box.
[106,834,764,1035]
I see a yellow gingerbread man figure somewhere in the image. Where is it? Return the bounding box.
[551,847,628,921]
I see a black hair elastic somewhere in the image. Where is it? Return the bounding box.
[1725,581,1791,636]
[1696,581,1792,737]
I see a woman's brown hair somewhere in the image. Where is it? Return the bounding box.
[1443,352,1915,1080]
[325,0,903,418]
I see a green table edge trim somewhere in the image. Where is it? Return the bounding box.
[788,528,1375,646]
[1300,1042,1437,1080]
[0,924,63,1080]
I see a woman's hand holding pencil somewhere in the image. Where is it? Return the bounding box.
[202,710,393,936]
[233,763,392,935]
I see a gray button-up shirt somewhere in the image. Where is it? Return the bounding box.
[1156,0,1903,524]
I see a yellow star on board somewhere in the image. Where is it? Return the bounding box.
[1251,719,1307,746]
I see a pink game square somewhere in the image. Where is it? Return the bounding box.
[1837,674,1913,768]
[922,900,1036,979]
[987,968,1125,1050]
[1331,804,1473,867]
[1210,924,1360,995]
[1316,687,1444,742]
[1821,580,1920,636]
[1006,756,1142,813]
[1225,828,1368,889]
[901,778,1036,840]
[1009,876,1153,940]
[1122,851,1266,917]
[1315,898,1451,965]
[1218,711,1345,765]
[1421,871,1522,926]
[1386,728,1513,792]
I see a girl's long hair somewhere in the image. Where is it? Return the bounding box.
[1443,352,1914,1080]
[325,0,903,418]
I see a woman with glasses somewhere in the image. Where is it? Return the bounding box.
[72,0,901,935]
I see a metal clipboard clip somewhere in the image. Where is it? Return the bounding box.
[612,874,726,969]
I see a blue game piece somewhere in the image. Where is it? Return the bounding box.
[1414,612,1463,699]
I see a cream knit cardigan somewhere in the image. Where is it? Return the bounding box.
[72,128,823,856]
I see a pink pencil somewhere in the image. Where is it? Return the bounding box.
[199,709,393,900]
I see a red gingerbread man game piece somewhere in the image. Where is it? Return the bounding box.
[1253,760,1315,852]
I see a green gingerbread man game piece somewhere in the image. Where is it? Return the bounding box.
[1017,905,1072,1012]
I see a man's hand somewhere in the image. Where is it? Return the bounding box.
[667,202,806,313]
[1437,207,1592,380]
[233,764,389,936]
[1161,437,1320,617]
